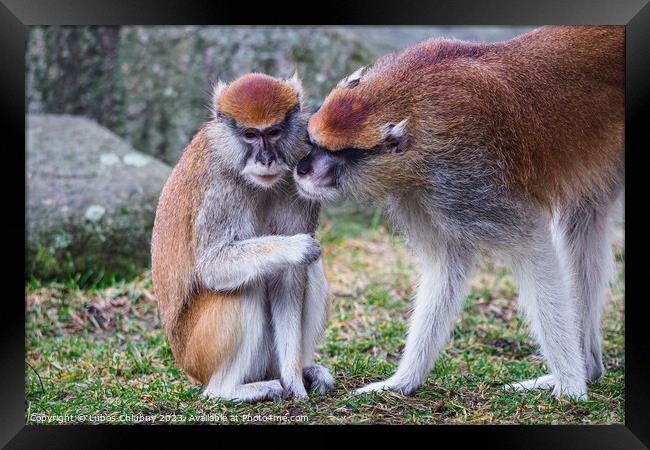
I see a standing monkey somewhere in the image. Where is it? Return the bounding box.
[152,73,334,402]
[294,26,623,400]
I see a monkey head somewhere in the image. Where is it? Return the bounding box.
[293,67,419,202]
[211,72,309,189]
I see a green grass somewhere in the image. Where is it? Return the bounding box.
[25,213,625,425]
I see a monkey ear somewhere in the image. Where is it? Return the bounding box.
[286,70,306,108]
[337,66,366,89]
[211,79,229,119]
[380,119,409,154]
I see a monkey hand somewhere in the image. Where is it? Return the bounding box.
[287,233,321,266]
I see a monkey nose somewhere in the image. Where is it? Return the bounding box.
[296,156,312,176]
[255,151,275,167]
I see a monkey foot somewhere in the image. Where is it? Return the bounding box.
[505,374,588,401]
[202,380,284,403]
[303,364,334,395]
[354,377,415,396]
[281,379,308,401]
[506,374,556,391]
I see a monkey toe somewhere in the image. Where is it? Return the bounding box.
[506,374,556,392]
[303,364,334,395]
[281,379,309,401]
[265,381,285,402]
[506,375,588,401]
[355,381,394,395]
[202,380,285,403]
[552,382,588,401]
[354,377,414,396]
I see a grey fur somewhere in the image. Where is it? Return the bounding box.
[197,104,333,402]
[349,177,621,400]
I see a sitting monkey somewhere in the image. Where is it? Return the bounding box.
[152,73,333,402]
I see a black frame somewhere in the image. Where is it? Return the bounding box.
[4,0,649,447]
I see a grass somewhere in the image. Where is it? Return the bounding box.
[25,210,625,425]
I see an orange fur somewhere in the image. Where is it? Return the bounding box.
[151,128,229,384]
[309,94,378,150]
[177,291,241,385]
[309,26,624,208]
[218,73,299,128]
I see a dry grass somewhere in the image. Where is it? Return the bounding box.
[25,220,624,425]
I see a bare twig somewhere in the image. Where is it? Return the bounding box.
[26,361,45,395]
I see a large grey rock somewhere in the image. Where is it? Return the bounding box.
[26,114,172,280]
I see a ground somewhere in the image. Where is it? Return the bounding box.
[25,207,625,425]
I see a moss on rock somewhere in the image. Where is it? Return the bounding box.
[27,114,171,280]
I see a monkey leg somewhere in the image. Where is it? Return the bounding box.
[507,222,588,400]
[267,267,309,400]
[558,198,617,382]
[511,196,620,394]
[177,291,241,387]
[196,287,279,403]
[356,242,476,396]
[300,259,334,395]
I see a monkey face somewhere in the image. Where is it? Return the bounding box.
[211,73,310,190]
[294,120,409,202]
[220,111,310,190]
[237,121,293,188]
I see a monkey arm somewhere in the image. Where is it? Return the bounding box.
[196,233,321,292]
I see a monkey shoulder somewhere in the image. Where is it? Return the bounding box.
[197,173,259,237]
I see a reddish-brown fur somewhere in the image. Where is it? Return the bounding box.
[309,95,374,149]
[151,129,242,385]
[309,26,624,208]
[152,73,306,386]
[219,73,299,128]
[177,291,241,385]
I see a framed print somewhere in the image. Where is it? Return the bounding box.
[3,0,649,447]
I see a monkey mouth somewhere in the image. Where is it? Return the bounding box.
[242,161,288,188]
[293,175,340,201]
[249,172,283,187]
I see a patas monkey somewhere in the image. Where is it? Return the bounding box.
[152,73,334,402]
[294,26,623,400]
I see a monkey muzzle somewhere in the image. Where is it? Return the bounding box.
[296,147,338,186]
[254,148,276,167]
[243,148,287,188]
[294,146,342,201]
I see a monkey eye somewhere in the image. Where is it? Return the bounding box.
[268,128,281,137]
[244,130,257,139]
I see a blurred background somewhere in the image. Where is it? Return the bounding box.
[26,25,533,281]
